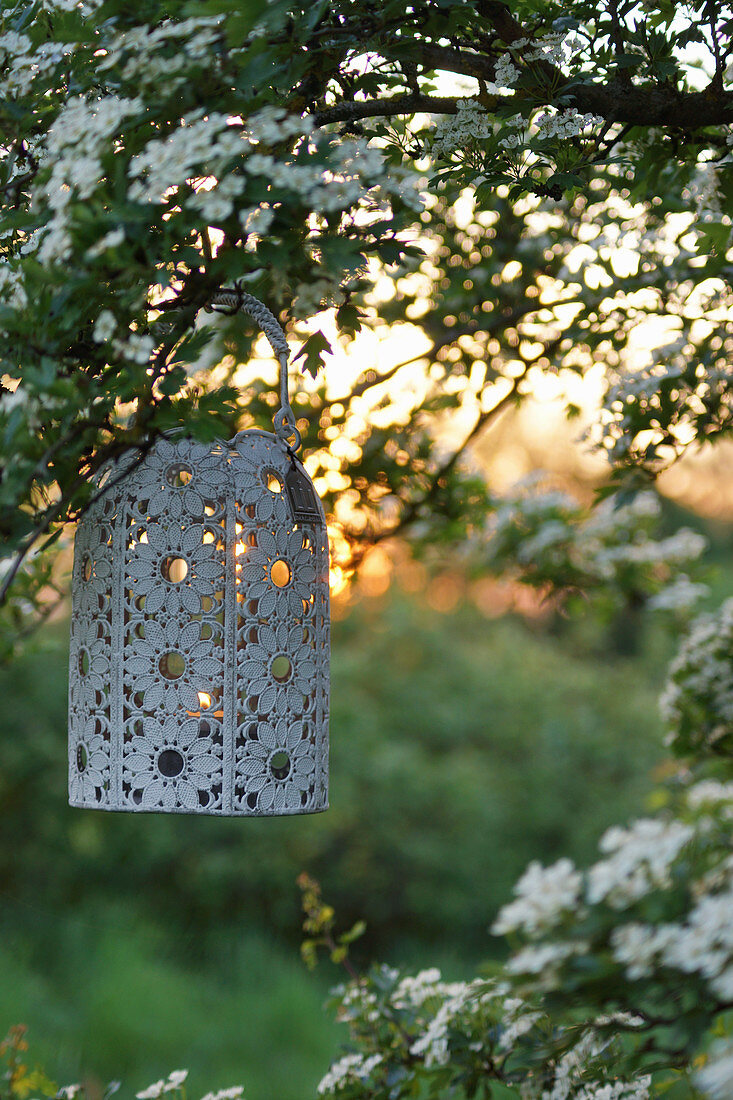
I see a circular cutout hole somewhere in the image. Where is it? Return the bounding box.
[81,554,92,582]
[264,470,283,494]
[158,748,184,777]
[161,556,189,583]
[78,648,90,677]
[270,560,290,588]
[159,651,185,680]
[165,463,193,488]
[76,743,88,772]
[271,655,292,682]
[270,750,291,780]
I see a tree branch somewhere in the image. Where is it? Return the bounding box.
[310,68,733,131]
[312,93,465,127]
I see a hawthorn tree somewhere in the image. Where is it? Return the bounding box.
[1,0,732,647]
[0,1,732,1098]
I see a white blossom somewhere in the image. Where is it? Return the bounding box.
[647,574,709,612]
[610,921,678,979]
[34,94,143,265]
[136,1082,166,1100]
[199,1089,244,1100]
[163,1071,188,1091]
[534,108,603,140]
[507,940,588,982]
[430,99,495,158]
[687,780,733,812]
[114,332,156,364]
[317,1052,382,1094]
[660,599,733,752]
[0,264,27,309]
[696,1039,733,1099]
[661,888,733,980]
[93,310,117,343]
[587,818,694,909]
[86,227,125,258]
[410,984,473,1067]
[494,54,521,88]
[498,997,542,1050]
[492,858,582,936]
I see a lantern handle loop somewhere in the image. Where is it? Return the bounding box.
[208,288,301,452]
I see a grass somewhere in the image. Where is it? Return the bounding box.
[0,910,340,1100]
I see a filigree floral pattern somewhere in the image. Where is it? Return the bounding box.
[127,521,224,615]
[123,716,221,811]
[73,515,113,618]
[231,436,290,524]
[132,439,226,520]
[235,718,316,813]
[69,429,329,816]
[239,528,317,617]
[69,495,114,807]
[124,618,220,712]
[69,715,110,805]
[240,621,316,715]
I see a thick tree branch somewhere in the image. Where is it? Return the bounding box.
[312,93,464,126]
[311,61,733,131]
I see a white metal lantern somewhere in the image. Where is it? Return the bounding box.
[68,294,329,816]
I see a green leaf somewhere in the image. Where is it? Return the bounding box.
[292,330,332,379]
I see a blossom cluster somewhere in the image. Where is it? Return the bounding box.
[593,351,733,472]
[484,477,708,615]
[660,597,733,757]
[534,107,604,141]
[428,99,496,162]
[134,1070,244,1100]
[491,776,733,1022]
[97,16,225,90]
[32,94,144,264]
[319,963,653,1100]
[697,1038,733,1099]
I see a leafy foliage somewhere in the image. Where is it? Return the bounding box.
[1,0,733,647]
[1,2,733,1098]
[0,596,667,961]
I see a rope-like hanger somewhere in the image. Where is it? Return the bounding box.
[207,288,301,452]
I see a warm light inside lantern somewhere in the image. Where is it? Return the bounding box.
[270,559,290,587]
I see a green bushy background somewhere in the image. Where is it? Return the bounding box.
[1,571,702,1100]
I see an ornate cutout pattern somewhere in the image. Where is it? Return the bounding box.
[68,432,329,816]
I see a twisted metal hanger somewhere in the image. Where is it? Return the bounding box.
[207,288,301,452]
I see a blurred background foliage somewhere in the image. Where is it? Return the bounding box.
[2,491,732,1100]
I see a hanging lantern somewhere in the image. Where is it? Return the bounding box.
[68,293,329,816]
